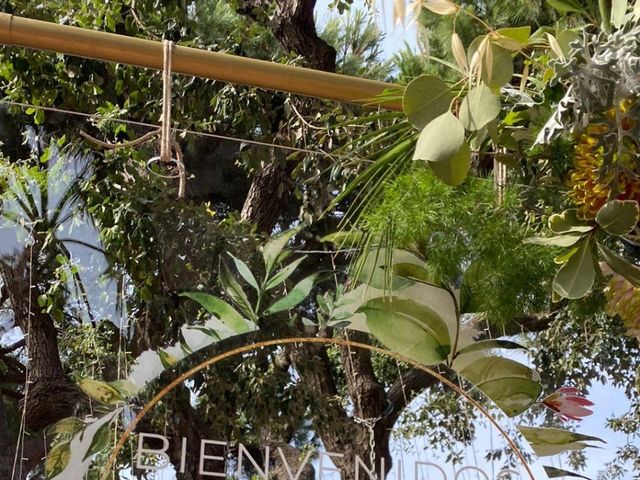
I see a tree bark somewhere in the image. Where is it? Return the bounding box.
[237,0,337,233]
[0,252,80,432]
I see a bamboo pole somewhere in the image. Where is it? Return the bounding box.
[0,13,404,110]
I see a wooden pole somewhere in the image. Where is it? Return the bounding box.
[0,13,403,110]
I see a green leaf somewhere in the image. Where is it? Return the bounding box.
[429,142,471,186]
[358,297,451,365]
[549,209,594,234]
[459,357,542,416]
[403,75,453,130]
[518,426,605,457]
[467,37,514,87]
[544,466,592,479]
[228,253,259,292]
[180,292,253,333]
[524,234,583,247]
[219,263,257,322]
[545,0,586,14]
[611,0,628,27]
[413,111,465,164]
[460,84,501,131]
[45,442,71,478]
[158,349,178,369]
[262,228,301,274]
[322,230,365,249]
[595,200,639,236]
[264,274,317,314]
[78,378,123,405]
[355,248,424,290]
[493,27,531,50]
[265,255,307,290]
[49,417,85,436]
[556,30,581,56]
[456,339,526,356]
[599,244,640,287]
[553,239,596,299]
[393,263,440,285]
[83,420,112,460]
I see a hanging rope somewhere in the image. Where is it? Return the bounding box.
[147,39,186,197]
[77,39,186,197]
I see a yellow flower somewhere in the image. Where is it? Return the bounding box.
[605,274,640,341]
[568,131,640,220]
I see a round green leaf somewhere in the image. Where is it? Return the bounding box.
[358,297,451,365]
[492,27,531,50]
[467,37,514,87]
[595,199,640,236]
[413,111,465,163]
[429,142,471,186]
[403,75,453,130]
[459,84,501,131]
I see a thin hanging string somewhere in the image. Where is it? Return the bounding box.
[11,229,34,480]
[0,99,360,164]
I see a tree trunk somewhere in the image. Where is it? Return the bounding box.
[237,0,336,233]
[0,252,80,432]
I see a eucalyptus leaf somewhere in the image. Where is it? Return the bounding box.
[265,274,317,314]
[429,142,471,186]
[180,292,253,333]
[553,239,596,299]
[228,252,259,291]
[595,199,639,236]
[460,84,501,131]
[403,75,453,130]
[413,111,465,164]
[358,297,451,365]
[468,37,514,87]
[493,27,531,50]
[556,30,581,56]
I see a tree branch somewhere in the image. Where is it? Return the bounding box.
[0,338,26,354]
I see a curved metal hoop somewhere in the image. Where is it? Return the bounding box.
[146,155,183,179]
[100,337,537,480]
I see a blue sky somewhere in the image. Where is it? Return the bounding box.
[315,0,418,59]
